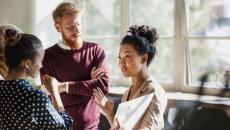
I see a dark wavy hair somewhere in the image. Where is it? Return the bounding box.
[121,25,159,66]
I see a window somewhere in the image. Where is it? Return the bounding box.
[129,0,174,83]
[82,0,120,36]
[129,0,174,36]
[79,0,230,93]
[82,0,174,86]
[81,0,121,83]
[186,0,230,87]
[3,0,228,92]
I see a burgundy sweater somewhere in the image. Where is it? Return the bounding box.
[40,41,110,129]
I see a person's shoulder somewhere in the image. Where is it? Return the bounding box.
[84,41,98,46]
[17,79,49,101]
[31,88,50,104]
[84,41,104,50]
[43,44,60,58]
[143,78,165,94]
[45,44,58,52]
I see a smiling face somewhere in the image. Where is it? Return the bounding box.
[118,43,147,77]
[55,13,82,46]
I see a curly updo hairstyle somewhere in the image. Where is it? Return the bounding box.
[120,25,159,66]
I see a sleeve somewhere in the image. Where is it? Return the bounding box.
[68,45,110,96]
[40,50,56,78]
[32,92,73,130]
[137,88,167,130]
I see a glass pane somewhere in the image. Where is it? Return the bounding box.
[85,38,120,81]
[187,0,230,36]
[149,39,174,83]
[129,0,174,36]
[189,39,230,87]
[86,38,173,84]
[83,0,120,36]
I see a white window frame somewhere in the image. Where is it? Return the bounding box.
[78,0,229,95]
[176,0,230,95]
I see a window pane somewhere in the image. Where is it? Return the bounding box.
[83,0,120,36]
[86,38,173,84]
[189,39,230,87]
[129,0,174,36]
[187,0,230,36]
[149,39,174,83]
[85,38,120,81]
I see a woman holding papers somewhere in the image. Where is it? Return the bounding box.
[93,25,167,130]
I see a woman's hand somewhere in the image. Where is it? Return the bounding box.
[93,87,114,116]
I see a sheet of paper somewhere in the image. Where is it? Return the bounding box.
[113,93,154,130]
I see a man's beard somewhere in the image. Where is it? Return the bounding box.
[62,34,78,46]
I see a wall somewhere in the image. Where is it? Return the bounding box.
[0,0,64,48]
[0,0,34,33]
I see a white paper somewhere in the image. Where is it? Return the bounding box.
[113,93,154,130]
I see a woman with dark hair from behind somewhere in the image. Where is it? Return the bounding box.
[93,25,167,130]
[0,29,73,129]
[0,24,23,80]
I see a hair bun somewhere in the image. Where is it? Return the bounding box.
[5,29,21,47]
[128,25,158,46]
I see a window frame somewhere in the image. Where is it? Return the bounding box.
[178,0,230,95]
[78,0,230,95]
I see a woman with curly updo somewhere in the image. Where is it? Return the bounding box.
[93,25,167,130]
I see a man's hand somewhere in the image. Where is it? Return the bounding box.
[41,75,68,94]
[41,74,59,95]
[58,82,68,93]
[41,75,65,111]
[91,67,105,79]
[40,85,50,95]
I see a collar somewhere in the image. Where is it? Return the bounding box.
[126,78,152,100]
[57,40,73,50]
